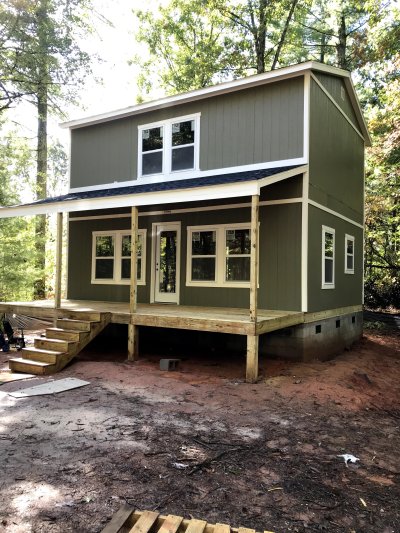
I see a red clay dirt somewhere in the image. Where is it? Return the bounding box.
[0,328,399,533]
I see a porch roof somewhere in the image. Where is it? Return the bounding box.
[0,164,307,219]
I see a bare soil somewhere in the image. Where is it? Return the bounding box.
[0,327,399,533]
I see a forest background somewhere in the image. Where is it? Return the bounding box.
[0,0,399,308]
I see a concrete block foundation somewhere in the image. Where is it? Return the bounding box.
[260,311,363,362]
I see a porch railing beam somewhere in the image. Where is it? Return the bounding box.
[128,206,139,361]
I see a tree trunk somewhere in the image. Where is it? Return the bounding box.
[254,0,268,74]
[34,0,48,300]
[271,0,298,70]
[336,14,347,69]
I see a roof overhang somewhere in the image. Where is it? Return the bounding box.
[0,165,307,219]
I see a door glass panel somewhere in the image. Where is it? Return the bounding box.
[159,230,177,294]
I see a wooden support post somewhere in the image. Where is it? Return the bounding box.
[128,206,139,361]
[250,194,259,322]
[54,212,63,326]
[246,334,259,383]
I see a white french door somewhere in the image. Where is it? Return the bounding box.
[153,223,181,303]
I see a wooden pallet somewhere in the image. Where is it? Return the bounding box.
[101,508,274,533]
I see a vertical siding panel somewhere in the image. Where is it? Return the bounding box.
[253,88,264,162]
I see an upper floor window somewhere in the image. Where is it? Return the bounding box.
[138,114,200,178]
[322,226,335,289]
[345,234,355,274]
[92,229,146,285]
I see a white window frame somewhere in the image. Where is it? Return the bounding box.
[322,225,335,289]
[186,223,251,288]
[344,234,355,274]
[91,229,147,285]
[138,113,200,179]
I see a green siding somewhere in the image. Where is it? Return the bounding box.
[261,203,302,310]
[313,72,359,127]
[307,205,363,312]
[260,174,303,201]
[309,78,364,223]
[67,201,302,311]
[70,77,304,189]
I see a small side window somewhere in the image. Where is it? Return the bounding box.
[345,234,355,274]
[322,226,335,289]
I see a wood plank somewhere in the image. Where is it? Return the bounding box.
[128,323,139,361]
[54,211,63,310]
[101,504,133,533]
[185,519,207,533]
[246,335,259,383]
[249,194,259,322]
[157,515,183,533]
[128,206,139,362]
[238,528,256,533]
[214,524,231,533]
[256,312,304,335]
[128,510,159,533]
[304,304,362,323]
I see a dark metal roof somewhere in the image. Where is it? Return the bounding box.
[24,165,302,207]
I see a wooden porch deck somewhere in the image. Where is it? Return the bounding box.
[0,299,304,336]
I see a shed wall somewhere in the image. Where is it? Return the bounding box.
[70,77,304,189]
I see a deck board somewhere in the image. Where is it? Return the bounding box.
[0,299,305,335]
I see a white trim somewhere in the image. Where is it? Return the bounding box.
[256,164,308,190]
[61,62,353,130]
[68,197,303,222]
[186,222,251,289]
[344,234,355,274]
[310,73,365,142]
[138,113,200,180]
[151,222,181,304]
[322,225,335,289]
[303,72,310,163]
[301,172,309,311]
[308,199,363,229]
[68,158,307,192]
[91,229,147,286]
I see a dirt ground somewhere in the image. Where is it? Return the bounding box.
[0,324,399,533]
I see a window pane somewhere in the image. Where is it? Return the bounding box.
[347,255,354,271]
[121,235,131,257]
[324,233,334,258]
[137,258,142,280]
[142,127,163,152]
[226,257,250,281]
[96,236,114,257]
[325,258,333,283]
[347,240,354,255]
[192,231,216,255]
[171,146,194,171]
[192,258,215,281]
[137,234,142,257]
[172,120,195,146]
[121,258,130,279]
[226,229,251,255]
[95,259,113,279]
[142,151,163,175]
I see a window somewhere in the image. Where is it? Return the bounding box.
[322,226,335,289]
[92,229,146,285]
[187,224,251,287]
[138,114,200,178]
[345,234,355,274]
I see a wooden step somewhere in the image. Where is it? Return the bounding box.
[59,310,102,322]
[56,319,92,331]
[34,337,76,352]
[21,347,64,364]
[46,328,87,342]
[9,357,54,375]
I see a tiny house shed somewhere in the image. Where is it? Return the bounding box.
[0,61,370,381]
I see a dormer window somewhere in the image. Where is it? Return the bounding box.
[138,114,200,178]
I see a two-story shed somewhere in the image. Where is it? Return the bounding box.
[0,61,370,381]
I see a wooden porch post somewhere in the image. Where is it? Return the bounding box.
[128,206,139,361]
[54,212,63,321]
[246,194,260,383]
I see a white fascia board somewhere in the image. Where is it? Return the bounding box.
[61,61,356,130]
[343,77,372,146]
[257,165,308,188]
[0,180,260,220]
